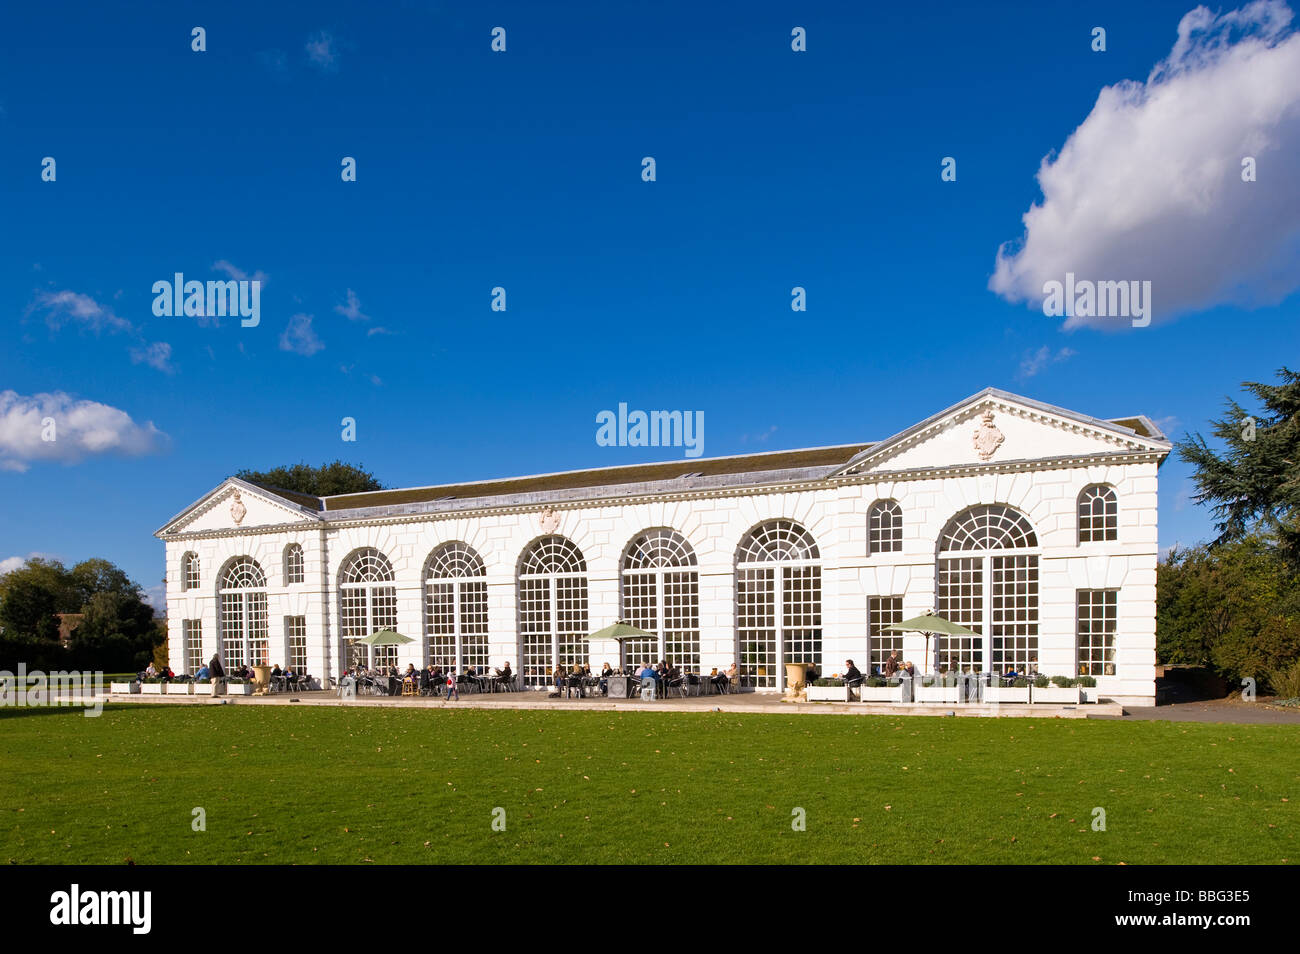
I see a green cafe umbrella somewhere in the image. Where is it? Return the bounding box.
[882,612,981,673]
[587,621,657,642]
[357,629,414,646]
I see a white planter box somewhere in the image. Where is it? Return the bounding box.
[1080,687,1101,703]
[191,682,223,696]
[110,681,139,694]
[168,683,193,696]
[916,685,961,703]
[1033,686,1082,704]
[225,683,253,695]
[140,683,167,695]
[860,686,902,702]
[806,685,849,702]
[983,685,1031,704]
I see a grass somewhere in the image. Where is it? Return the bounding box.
[0,704,1295,864]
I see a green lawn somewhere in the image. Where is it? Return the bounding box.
[1,704,1295,864]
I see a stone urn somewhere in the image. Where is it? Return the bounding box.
[252,664,273,696]
[785,662,810,699]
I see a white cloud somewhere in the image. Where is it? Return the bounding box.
[0,390,168,471]
[130,341,175,374]
[32,290,133,335]
[1018,345,1077,378]
[305,31,339,71]
[30,289,174,373]
[211,259,268,285]
[0,552,57,577]
[279,313,324,355]
[335,288,369,321]
[991,1,1300,327]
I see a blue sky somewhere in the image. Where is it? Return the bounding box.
[2,0,1299,606]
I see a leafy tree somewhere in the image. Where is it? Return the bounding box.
[1157,535,1300,690]
[235,460,384,496]
[0,558,74,643]
[0,557,162,672]
[1176,368,1300,569]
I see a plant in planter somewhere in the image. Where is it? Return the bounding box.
[806,676,849,701]
[859,675,902,702]
[1032,676,1082,704]
[191,677,220,696]
[915,675,960,702]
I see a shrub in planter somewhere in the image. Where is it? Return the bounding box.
[1012,677,1030,689]
[813,678,845,687]
[1032,675,1049,689]
[1076,675,1097,687]
[865,676,888,688]
[1050,675,1075,688]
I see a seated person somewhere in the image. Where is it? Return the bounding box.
[495,661,513,684]
[883,651,901,678]
[638,662,660,686]
[195,664,210,681]
[599,662,613,694]
[843,660,863,686]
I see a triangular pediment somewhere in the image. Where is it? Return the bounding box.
[155,478,322,537]
[834,389,1171,477]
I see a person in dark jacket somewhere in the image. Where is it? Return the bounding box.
[209,653,226,680]
[843,660,863,686]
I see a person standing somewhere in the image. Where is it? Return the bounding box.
[209,652,226,687]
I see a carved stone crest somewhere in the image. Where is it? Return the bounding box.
[539,507,560,534]
[972,410,1005,461]
[230,490,247,526]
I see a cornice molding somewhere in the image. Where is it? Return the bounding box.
[159,451,1158,541]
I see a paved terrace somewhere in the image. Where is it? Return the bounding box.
[90,689,1300,724]
[103,688,1115,719]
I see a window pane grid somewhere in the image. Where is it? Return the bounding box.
[939,505,1037,552]
[284,545,305,585]
[737,568,777,688]
[937,557,984,671]
[868,500,903,554]
[868,597,904,673]
[285,615,307,672]
[1078,485,1119,542]
[989,555,1039,672]
[1077,589,1118,676]
[183,619,203,674]
[219,558,268,669]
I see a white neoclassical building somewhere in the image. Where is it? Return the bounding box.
[156,388,1169,705]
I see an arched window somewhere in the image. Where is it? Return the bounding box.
[339,548,397,670]
[424,542,488,673]
[621,529,699,672]
[1078,485,1118,542]
[517,536,588,688]
[735,519,821,690]
[182,552,200,591]
[936,505,1038,673]
[868,499,903,554]
[218,557,268,669]
[283,544,305,585]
